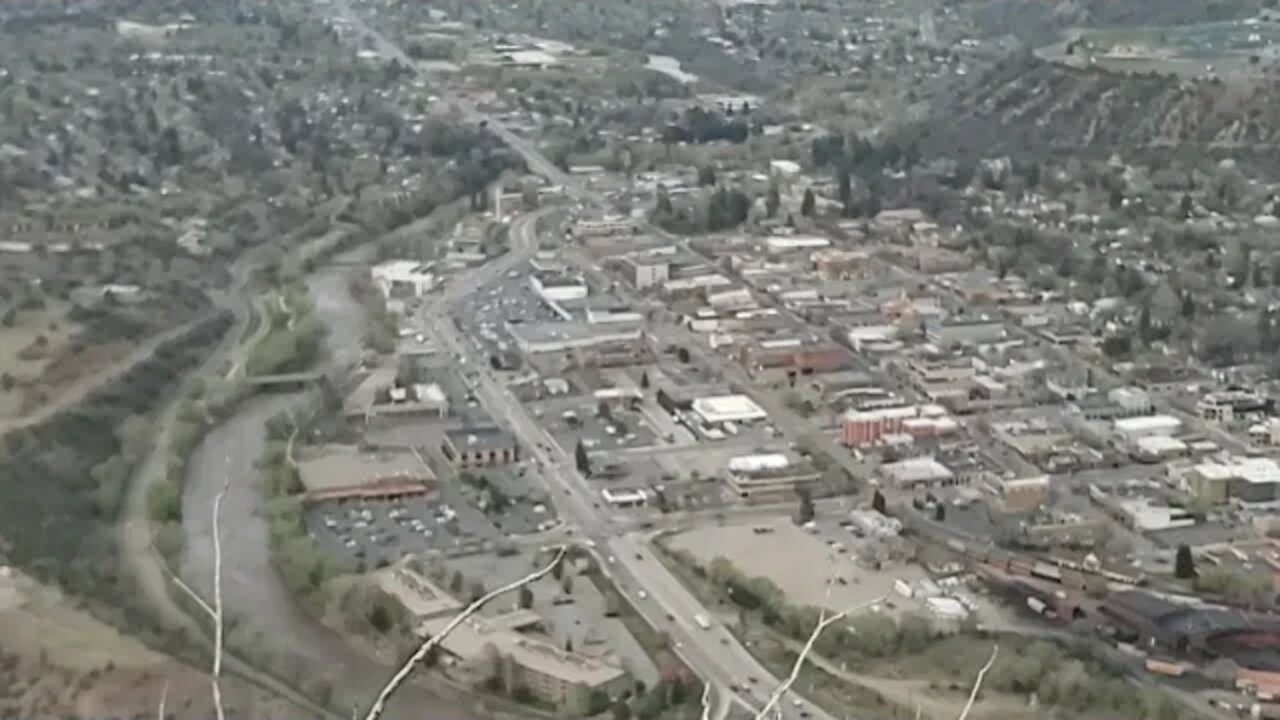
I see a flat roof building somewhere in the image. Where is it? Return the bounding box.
[879,456,958,490]
[441,427,520,468]
[691,394,768,425]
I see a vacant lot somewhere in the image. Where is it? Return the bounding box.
[0,569,305,720]
[667,518,923,610]
[0,301,79,417]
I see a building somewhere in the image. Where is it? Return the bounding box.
[879,456,959,490]
[372,259,436,298]
[601,487,648,508]
[724,453,819,504]
[924,317,1006,347]
[507,321,644,355]
[841,404,955,447]
[690,394,768,426]
[1108,387,1153,416]
[1089,485,1196,532]
[573,216,637,238]
[897,355,975,404]
[993,475,1050,513]
[739,339,850,377]
[1114,414,1181,441]
[763,235,830,254]
[529,272,589,303]
[1198,390,1270,423]
[620,256,670,289]
[849,509,902,538]
[1188,456,1280,504]
[441,427,520,468]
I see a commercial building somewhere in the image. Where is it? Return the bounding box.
[1188,456,1280,504]
[896,355,975,404]
[762,235,830,254]
[1089,485,1196,532]
[841,404,955,447]
[1108,387,1153,416]
[573,216,639,238]
[507,321,644,355]
[690,394,769,426]
[879,456,959,490]
[297,445,437,501]
[993,475,1051,513]
[738,339,850,377]
[1114,414,1182,441]
[1198,390,1270,423]
[848,509,902,538]
[392,566,630,712]
[441,427,520,468]
[924,317,1006,347]
[724,453,819,504]
[371,259,436,298]
[620,256,670,289]
[600,487,648,508]
[529,272,589,303]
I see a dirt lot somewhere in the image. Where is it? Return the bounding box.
[667,517,924,610]
[0,301,79,417]
[0,568,305,720]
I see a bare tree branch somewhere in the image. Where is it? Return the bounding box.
[210,478,229,720]
[956,643,999,720]
[361,546,569,720]
[699,680,713,720]
[157,679,169,720]
[753,596,886,720]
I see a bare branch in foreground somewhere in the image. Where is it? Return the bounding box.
[157,679,169,720]
[210,478,229,720]
[956,643,999,720]
[699,680,713,720]
[361,546,569,720]
[753,596,886,720]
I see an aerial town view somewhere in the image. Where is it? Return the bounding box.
[9,0,1280,719]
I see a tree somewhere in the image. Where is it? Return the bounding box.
[561,574,574,595]
[800,188,816,217]
[872,489,887,514]
[697,165,717,186]
[934,503,946,522]
[1180,193,1194,218]
[796,486,815,523]
[676,347,691,363]
[518,585,534,609]
[838,168,852,216]
[640,371,650,389]
[766,182,780,218]
[449,570,464,594]
[1174,544,1196,579]
[470,581,486,602]
[612,700,633,720]
[575,440,592,476]
[654,186,673,216]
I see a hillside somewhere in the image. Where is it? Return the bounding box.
[965,0,1266,44]
[899,55,1280,168]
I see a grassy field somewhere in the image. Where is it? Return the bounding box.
[0,569,306,720]
[0,301,79,417]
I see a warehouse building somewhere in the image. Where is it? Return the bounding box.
[507,321,644,355]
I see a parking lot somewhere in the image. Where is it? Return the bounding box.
[667,514,924,612]
[538,399,661,454]
[456,464,560,535]
[306,493,498,568]
[451,267,564,360]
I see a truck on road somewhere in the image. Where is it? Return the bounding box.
[694,614,712,630]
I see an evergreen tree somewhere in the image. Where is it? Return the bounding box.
[872,489,887,514]
[575,439,591,476]
[1174,544,1196,579]
[800,188,816,217]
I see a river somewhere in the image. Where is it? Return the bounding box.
[180,259,488,720]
